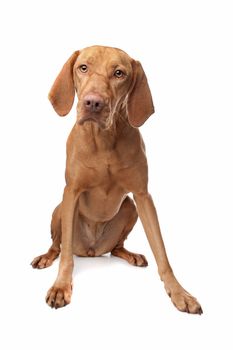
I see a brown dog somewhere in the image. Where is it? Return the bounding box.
[31,45,202,314]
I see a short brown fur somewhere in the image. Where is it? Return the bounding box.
[31,45,202,314]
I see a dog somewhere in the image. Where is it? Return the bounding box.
[31,45,202,314]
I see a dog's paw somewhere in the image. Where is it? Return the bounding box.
[31,249,59,269]
[112,247,148,267]
[127,253,148,267]
[46,283,72,309]
[169,289,203,314]
[31,254,53,269]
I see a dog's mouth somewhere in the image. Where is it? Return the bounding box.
[77,114,107,129]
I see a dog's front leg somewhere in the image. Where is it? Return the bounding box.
[134,192,202,314]
[46,185,80,309]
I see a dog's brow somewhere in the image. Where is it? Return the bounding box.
[76,54,96,65]
[109,60,122,67]
[108,58,131,70]
[86,56,95,65]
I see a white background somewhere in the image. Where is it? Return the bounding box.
[0,0,232,349]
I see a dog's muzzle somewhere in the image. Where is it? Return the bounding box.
[77,93,108,127]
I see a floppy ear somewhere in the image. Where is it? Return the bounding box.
[48,51,79,116]
[127,60,154,127]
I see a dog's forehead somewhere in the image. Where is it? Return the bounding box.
[77,46,132,67]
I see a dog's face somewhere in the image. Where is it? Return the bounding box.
[73,46,133,129]
[49,45,154,128]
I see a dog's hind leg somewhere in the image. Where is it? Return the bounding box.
[94,196,148,267]
[31,204,61,269]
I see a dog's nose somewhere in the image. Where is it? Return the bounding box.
[83,94,104,113]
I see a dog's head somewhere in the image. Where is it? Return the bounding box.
[49,45,154,128]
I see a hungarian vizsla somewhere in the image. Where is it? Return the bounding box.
[31,45,202,314]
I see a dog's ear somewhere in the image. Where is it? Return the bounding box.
[127,60,154,127]
[48,51,79,116]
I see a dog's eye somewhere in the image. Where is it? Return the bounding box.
[114,70,124,78]
[79,65,88,73]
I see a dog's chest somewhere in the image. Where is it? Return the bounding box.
[71,127,147,193]
[88,156,120,187]
[78,158,127,222]
[79,145,132,173]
